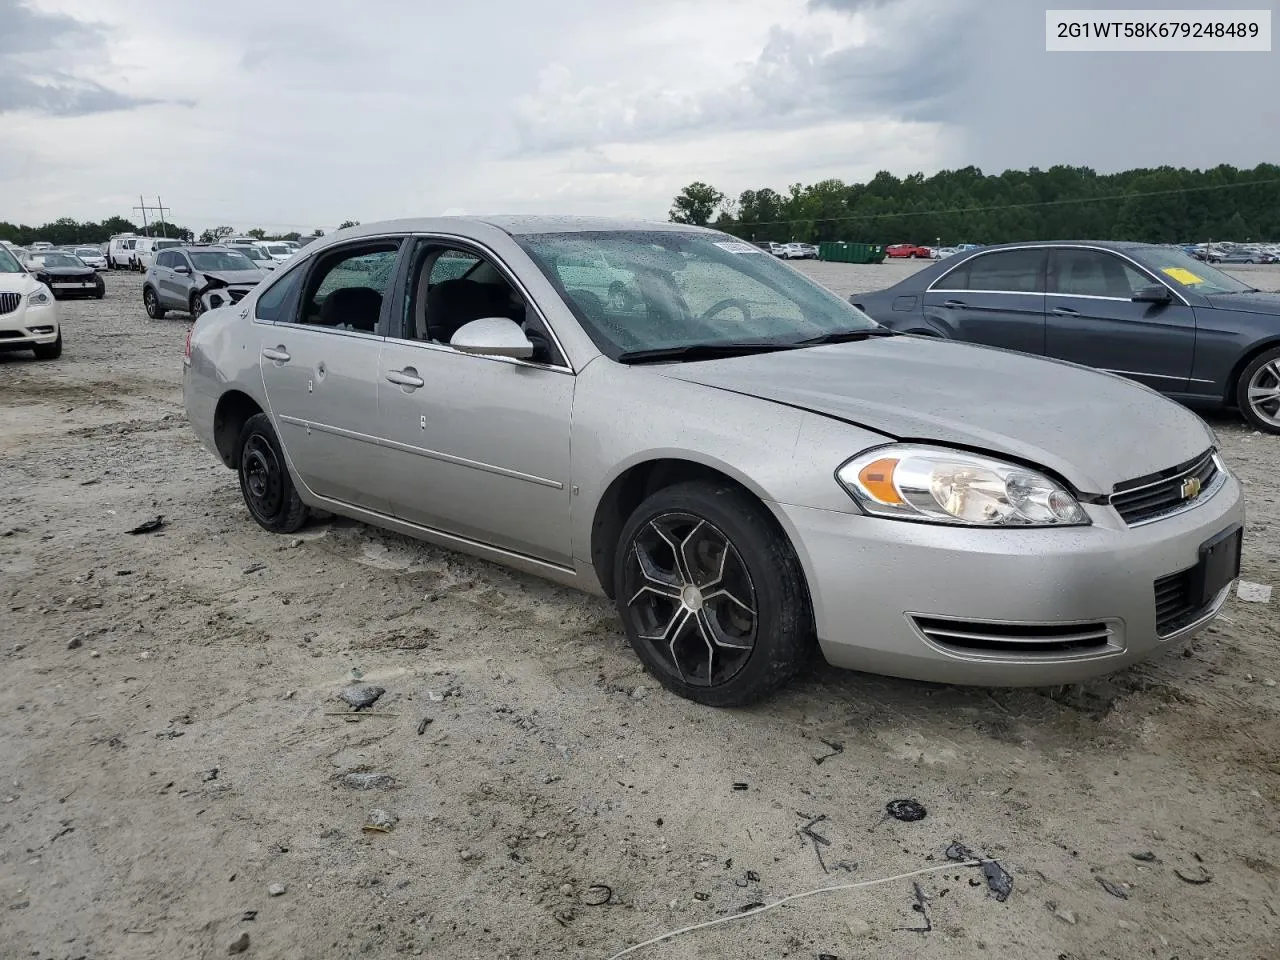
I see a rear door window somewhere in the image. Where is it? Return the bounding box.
[939,249,1045,293]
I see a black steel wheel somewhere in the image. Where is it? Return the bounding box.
[236,413,307,533]
[613,481,814,706]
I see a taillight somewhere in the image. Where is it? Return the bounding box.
[183,324,193,364]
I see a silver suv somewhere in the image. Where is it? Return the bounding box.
[142,246,266,319]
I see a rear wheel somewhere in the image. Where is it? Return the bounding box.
[1237,346,1280,434]
[33,332,62,360]
[143,287,166,319]
[613,481,814,706]
[237,413,308,533]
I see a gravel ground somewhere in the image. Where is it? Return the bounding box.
[3,262,1279,960]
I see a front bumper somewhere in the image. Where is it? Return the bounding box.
[771,471,1245,686]
[0,298,60,349]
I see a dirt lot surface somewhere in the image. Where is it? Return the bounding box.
[3,263,1280,960]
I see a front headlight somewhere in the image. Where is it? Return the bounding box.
[28,287,52,304]
[837,444,1089,527]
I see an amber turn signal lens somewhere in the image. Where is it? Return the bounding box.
[857,457,904,505]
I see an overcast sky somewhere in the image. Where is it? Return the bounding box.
[2,0,1277,233]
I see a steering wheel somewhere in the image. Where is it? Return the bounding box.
[699,297,753,323]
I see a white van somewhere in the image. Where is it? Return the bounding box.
[107,234,139,270]
[134,237,184,271]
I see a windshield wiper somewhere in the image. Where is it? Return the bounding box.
[615,341,801,364]
[793,327,900,346]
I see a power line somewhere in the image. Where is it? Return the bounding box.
[740,177,1280,227]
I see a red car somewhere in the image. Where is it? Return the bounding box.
[885,243,932,259]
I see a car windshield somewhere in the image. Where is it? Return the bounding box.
[1137,248,1254,295]
[517,230,879,359]
[237,247,269,261]
[39,253,84,268]
[266,244,290,255]
[0,247,22,273]
[190,251,256,271]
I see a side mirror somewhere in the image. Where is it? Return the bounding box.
[450,317,534,360]
[175,265,191,275]
[1132,284,1172,303]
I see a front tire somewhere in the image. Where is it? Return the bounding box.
[1237,346,1280,435]
[236,413,308,533]
[613,481,814,706]
[33,333,62,360]
[143,287,166,319]
[189,292,204,319]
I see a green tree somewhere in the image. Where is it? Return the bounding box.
[198,225,236,244]
[247,227,267,239]
[337,220,360,230]
[669,182,725,226]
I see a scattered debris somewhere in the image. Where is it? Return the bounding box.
[844,917,873,938]
[227,932,250,954]
[1236,581,1272,604]
[631,686,648,700]
[798,813,833,873]
[1175,865,1213,885]
[241,911,257,922]
[66,637,82,650]
[693,892,710,902]
[242,563,266,575]
[363,809,397,832]
[894,881,932,933]
[732,782,748,791]
[203,768,219,782]
[734,870,761,887]
[337,772,395,790]
[583,885,612,906]
[814,739,844,765]
[1130,851,1158,862]
[267,883,286,897]
[337,684,385,711]
[945,842,1013,902]
[417,716,433,735]
[1097,877,1129,900]
[1049,902,1078,925]
[126,516,165,535]
[886,799,927,822]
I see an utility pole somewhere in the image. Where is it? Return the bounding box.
[153,197,170,237]
[133,195,151,237]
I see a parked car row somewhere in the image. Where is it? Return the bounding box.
[182,216,1245,707]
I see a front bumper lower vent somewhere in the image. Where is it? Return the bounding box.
[912,616,1115,656]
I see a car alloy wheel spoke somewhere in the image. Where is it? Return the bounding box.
[622,511,758,687]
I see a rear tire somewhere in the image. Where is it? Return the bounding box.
[1237,346,1280,435]
[143,287,166,319]
[612,481,815,706]
[33,333,62,360]
[236,413,308,533]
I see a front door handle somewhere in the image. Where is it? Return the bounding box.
[262,346,291,362]
[943,299,966,308]
[1052,306,1079,315]
[385,368,425,389]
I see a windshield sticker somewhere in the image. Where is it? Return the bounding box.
[1162,266,1203,285]
[714,240,765,254]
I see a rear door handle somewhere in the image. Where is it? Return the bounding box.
[943,299,966,308]
[1052,306,1079,315]
[262,346,290,362]
[385,368,425,389]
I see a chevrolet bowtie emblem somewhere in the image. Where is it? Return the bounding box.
[1181,476,1202,500]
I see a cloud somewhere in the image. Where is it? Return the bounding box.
[0,0,161,116]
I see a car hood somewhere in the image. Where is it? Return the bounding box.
[0,271,41,294]
[200,269,265,286]
[660,336,1215,495]
[38,266,96,277]
[1202,291,1280,316]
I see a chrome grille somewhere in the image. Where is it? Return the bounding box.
[0,292,19,315]
[1111,450,1220,526]
[913,616,1113,655]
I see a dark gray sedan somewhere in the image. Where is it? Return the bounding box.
[852,241,1280,434]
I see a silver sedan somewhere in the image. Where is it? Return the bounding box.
[183,217,1245,705]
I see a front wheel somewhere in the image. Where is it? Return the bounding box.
[189,292,204,319]
[1237,347,1280,434]
[143,287,166,319]
[33,333,62,360]
[613,481,814,706]
[236,413,308,533]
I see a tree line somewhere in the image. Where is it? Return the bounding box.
[670,163,1280,245]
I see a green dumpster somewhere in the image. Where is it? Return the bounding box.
[818,242,886,264]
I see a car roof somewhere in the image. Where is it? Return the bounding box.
[332,215,713,239]
[951,239,1158,254]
